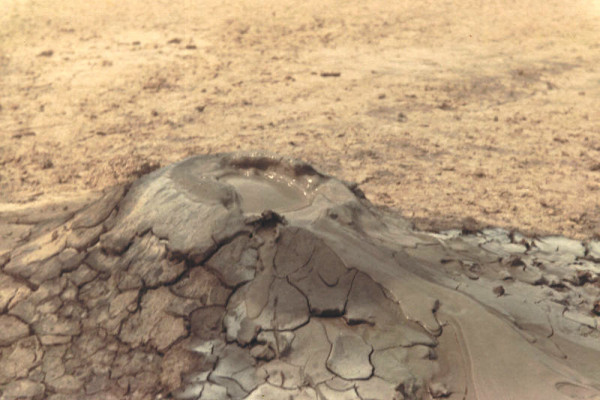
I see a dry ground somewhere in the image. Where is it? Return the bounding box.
[1,0,600,239]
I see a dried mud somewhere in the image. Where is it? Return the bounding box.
[0,153,599,400]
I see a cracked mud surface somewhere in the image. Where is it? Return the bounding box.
[1,153,599,399]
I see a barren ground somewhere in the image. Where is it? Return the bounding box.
[1,0,600,239]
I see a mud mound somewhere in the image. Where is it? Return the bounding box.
[1,153,599,400]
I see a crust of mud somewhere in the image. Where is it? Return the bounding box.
[1,153,599,400]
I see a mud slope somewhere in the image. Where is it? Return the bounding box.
[1,153,599,400]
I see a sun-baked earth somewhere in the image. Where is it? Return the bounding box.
[1,0,600,239]
[0,153,599,400]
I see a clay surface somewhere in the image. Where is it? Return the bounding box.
[0,153,599,399]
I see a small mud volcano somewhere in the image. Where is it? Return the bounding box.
[1,153,599,400]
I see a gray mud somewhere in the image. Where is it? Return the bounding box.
[0,153,599,400]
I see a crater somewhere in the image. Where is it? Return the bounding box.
[219,173,310,213]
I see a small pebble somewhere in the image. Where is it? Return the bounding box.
[593,300,600,316]
[429,382,451,398]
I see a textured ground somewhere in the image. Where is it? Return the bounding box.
[1,0,600,239]
[0,153,599,400]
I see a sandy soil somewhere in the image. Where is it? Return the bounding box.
[1,0,600,239]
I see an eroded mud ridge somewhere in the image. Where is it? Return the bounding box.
[1,153,599,400]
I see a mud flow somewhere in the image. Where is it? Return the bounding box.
[0,153,599,400]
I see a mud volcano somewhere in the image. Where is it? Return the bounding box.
[1,153,599,400]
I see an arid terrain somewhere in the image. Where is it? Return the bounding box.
[1,0,600,239]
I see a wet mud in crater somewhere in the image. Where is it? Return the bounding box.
[0,153,599,400]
